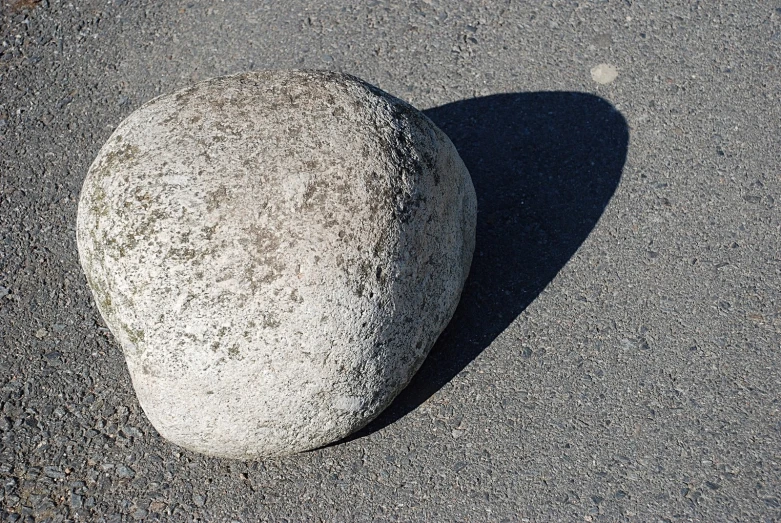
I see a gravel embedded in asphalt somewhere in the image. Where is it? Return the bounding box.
[1,0,780,521]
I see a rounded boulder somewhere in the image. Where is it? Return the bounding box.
[76,70,476,458]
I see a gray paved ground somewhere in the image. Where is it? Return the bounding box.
[1,0,780,521]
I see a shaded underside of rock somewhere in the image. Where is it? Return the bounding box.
[76,70,476,458]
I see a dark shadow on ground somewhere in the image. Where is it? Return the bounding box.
[342,91,629,443]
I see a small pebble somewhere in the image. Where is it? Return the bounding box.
[70,494,83,509]
[591,63,618,84]
[43,466,66,479]
[116,465,135,479]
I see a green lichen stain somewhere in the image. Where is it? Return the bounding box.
[90,277,114,319]
[261,313,280,329]
[88,142,143,232]
[227,345,242,360]
[205,186,228,212]
[90,185,109,218]
[133,209,166,238]
[95,143,141,179]
[202,225,217,241]
[167,246,198,263]
[122,323,145,347]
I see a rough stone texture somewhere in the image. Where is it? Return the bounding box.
[75,70,477,459]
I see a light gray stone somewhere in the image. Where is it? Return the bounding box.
[76,70,476,459]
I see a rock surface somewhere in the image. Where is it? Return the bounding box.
[76,70,476,458]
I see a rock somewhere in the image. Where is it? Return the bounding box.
[76,70,476,458]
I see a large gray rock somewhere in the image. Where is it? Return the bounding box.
[76,70,476,459]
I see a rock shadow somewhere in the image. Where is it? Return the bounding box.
[345,91,629,442]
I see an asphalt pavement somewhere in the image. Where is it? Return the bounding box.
[1,0,779,521]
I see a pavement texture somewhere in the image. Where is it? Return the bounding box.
[0,0,779,521]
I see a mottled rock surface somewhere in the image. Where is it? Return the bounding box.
[76,70,476,458]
